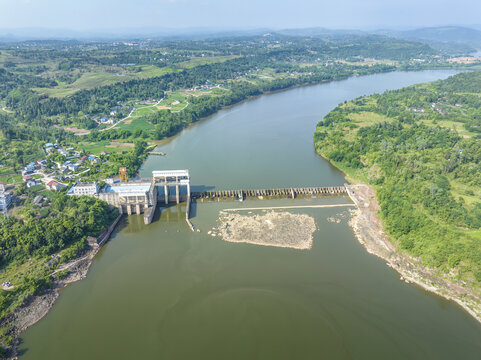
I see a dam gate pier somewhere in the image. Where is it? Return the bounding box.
[70,169,349,229]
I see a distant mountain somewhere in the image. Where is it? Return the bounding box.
[0,27,271,42]
[276,27,365,37]
[0,25,478,56]
[376,26,481,55]
[401,26,481,43]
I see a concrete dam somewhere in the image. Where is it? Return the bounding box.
[71,170,349,228]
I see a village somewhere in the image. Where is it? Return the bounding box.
[0,142,114,218]
[0,81,227,220]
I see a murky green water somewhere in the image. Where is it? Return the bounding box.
[20,70,481,359]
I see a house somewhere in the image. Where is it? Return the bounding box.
[58,149,68,157]
[100,151,109,156]
[23,175,33,182]
[0,184,12,211]
[59,166,70,174]
[37,159,47,166]
[70,182,99,196]
[25,162,36,172]
[88,155,100,164]
[26,179,40,188]
[46,180,63,191]
[68,163,80,172]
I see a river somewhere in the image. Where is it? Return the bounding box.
[19,70,481,359]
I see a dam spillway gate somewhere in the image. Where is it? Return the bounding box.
[94,169,348,228]
[192,186,347,201]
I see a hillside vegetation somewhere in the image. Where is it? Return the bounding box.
[315,71,481,292]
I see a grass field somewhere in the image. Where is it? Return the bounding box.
[450,179,481,208]
[32,65,176,98]
[81,140,135,154]
[0,173,22,185]
[135,65,177,78]
[178,55,239,68]
[348,111,390,127]
[117,115,156,132]
[33,71,138,97]
[426,119,477,138]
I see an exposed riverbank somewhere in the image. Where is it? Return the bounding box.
[345,184,481,324]
[1,214,123,359]
[19,69,481,360]
[1,71,398,360]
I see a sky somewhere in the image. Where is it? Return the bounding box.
[1,0,480,32]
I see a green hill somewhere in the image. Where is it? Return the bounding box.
[315,71,481,292]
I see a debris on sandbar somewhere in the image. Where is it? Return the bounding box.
[215,210,316,250]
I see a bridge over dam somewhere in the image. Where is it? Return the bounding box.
[192,186,347,201]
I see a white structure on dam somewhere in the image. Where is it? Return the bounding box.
[68,170,191,225]
[152,170,190,205]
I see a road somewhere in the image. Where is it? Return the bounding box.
[100,98,164,132]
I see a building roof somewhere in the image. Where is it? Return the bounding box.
[47,180,59,187]
[76,182,97,187]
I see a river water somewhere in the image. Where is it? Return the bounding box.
[20,70,481,359]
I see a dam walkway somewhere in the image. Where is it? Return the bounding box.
[192,186,347,200]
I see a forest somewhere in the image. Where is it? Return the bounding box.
[315,71,481,292]
[0,194,118,345]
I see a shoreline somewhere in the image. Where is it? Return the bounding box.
[1,72,371,359]
[1,68,468,357]
[1,214,123,359]
[345,184,481,324]
[145,71,398,149]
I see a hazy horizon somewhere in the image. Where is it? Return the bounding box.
[2,0,481,34]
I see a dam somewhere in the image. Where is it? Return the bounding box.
[71,170,348,227]
[22,70,481,360]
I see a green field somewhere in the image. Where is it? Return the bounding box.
[33,66,176,98]
[0,173,21,185]
[426,119,477,138]
[81,141,135,154]
[117,116,156,132]
[178,55,239,68]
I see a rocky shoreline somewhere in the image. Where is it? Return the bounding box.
[1,245,99,359]
[346,184,481,324]
[1,214,123,359]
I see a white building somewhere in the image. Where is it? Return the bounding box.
[71,182,99,196]
[0,184,12,211]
